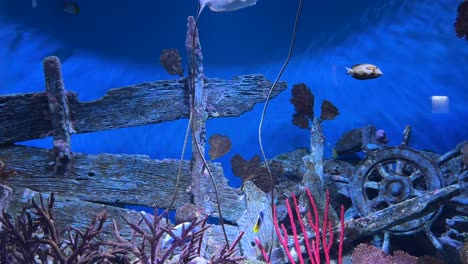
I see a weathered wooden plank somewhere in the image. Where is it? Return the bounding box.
[0,74,286,145]
[0,145,244,223]
[186,16,211,216]
[44,56,73,174]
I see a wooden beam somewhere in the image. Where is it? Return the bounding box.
[0,75,286,145]
[0,145,244,223]
[43,56,73,174]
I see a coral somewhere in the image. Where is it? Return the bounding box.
[256,189,345,264]
[387,250,418,264]
[0,160,17,183]
[455,1,468,40]
[230,154,273,192]
[290,83,314,119]
[461,241,468,264]
[175,203,204,224]
[352,244,438,264]
[210,231,246,264]
[290,83,339,129]
[292,113,310,129]
[0,192,246,263]
[351,244,387,263]
[160,49,185,77]
[209,134,232,160]
[319,100,339,121]
[0,193,123,263]
[417,255,446,264]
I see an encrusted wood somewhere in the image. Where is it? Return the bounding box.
[0,75,286,145]
[0,145,244,223]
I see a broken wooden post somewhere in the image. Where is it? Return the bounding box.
[43,56,73,174]
[185,16,212,215]
[303,118,325,187]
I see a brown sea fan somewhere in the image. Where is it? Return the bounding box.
[230,154,273,192]
[160,49,184,77]
[320,100,339,121]
[290,83,314,119]
[208,134,232,160]
[455,1,468,40]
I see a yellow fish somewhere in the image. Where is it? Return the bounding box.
[253,211,264,233]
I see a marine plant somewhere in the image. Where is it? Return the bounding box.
[455,1,468,41]
[290,83,339,130]
[0,192,246,263]
[230,154,273,192]
[255,189,345,264]
[160,49,184,77]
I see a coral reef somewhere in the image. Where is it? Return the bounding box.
[160,49,185,77]
[455,1,468,40]
[351,244,447,264]
[0,192,246,263]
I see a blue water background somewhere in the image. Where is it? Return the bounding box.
[0,0,466,190]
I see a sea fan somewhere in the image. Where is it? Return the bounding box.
[160,49,185,77]
[455,1,468,40]
[320,100,339,121]
[230,154,273,192]
[208,134,232,160]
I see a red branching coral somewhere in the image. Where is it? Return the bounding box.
[455,1,468,40]
[160,49,184,77]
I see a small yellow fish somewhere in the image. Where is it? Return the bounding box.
[345,64,383,80]
[63,1,80,15]
[253,211,264,233]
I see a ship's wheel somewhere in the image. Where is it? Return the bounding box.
[350,146,444,235]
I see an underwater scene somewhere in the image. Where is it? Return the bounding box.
[0,0,467,263]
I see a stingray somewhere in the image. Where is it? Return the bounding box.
[198,0,258,16]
